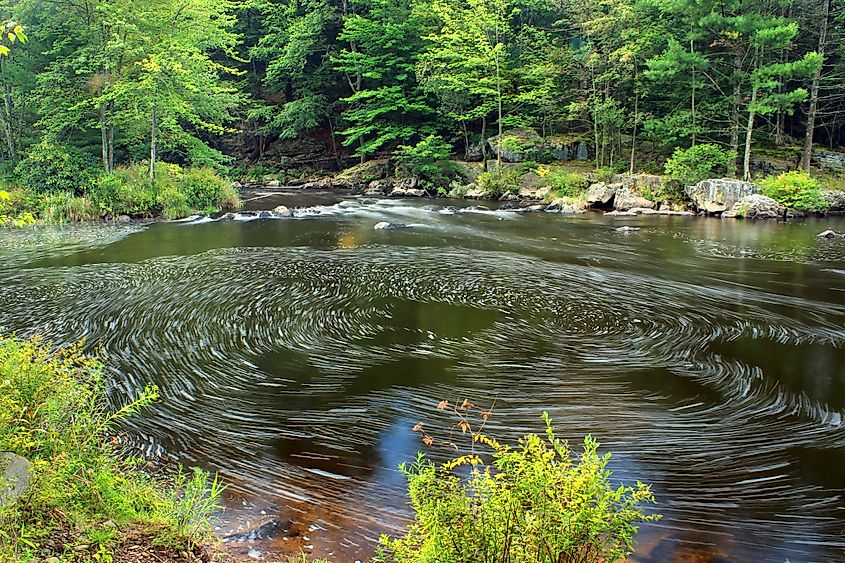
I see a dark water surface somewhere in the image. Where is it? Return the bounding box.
[2,192,845,562]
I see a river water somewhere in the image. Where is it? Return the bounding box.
[1,191,844,562]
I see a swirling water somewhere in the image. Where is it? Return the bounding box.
[1,191,844,562]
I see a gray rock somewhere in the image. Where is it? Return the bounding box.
[389,187,427,197]
[813,150,845,173]
[722,194,784,219]
[818,229,845,239]
[822,190,845,212]
[686,179,758,214]
[117,214,130,223]
[0,453,31,509]
[585,182,619,205]
[615,226,641,233]
[604,210,637,217]
[373,221,407,230]
[273,205,293,217]
[613,186,655,211]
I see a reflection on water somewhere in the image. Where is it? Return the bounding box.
[1,193,845,562]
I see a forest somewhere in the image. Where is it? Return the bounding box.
[0,0,841,187]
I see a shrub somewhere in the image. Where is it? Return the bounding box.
[664,144,735,186]
[379,406,659,563]
[477,166,521,197]
[594,167,615,183]
[90,168,157,217]
[548,170,588,198]
[37,191,98,223]
[0,336,223,561]
[14,142,98,195]
[157,186,194,220]
[395,135,454,190]
[759,171,828,212]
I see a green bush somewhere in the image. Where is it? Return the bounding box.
[379,411,659,563]
[395,135,454,190]
[477,166,521,197]
[594,167,615,183]
[0,336,224,561]
[759,171,828,212]
[90,167,158,217]
[548,170,588,198]
[14,142,98,195]
[664,144,735,186]
[37,191,98,223]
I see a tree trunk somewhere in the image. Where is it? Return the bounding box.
[729,51,743,178]
[630,89,638,175]
[743,85,758,181]
[690,39,696,147]
[100,102,109,173]
[495,51,503,167]
[150,104,157,181]
[801,0,830,171]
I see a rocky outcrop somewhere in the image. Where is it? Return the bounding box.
[545,197,588,214]
[822,190,845,212]
[485,129,591,163]
[0,452,30,509]
[722,194,784,219]
[613,187,655,211]
[686,179,758,214]
[585,182,618,206]
[517,172,551,200]
[813,150,845,173]
[335,159,390,188]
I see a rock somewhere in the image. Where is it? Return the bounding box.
[217,213,236,222]
[464,183,487,199]
[722,194,784,219]
[389,178,426,197]
[686,179,758,214]
[499,193,519,202]
[585,182,618,206]
[258,211,273,219]
[336,159,390,187]
[517,172,550,200]
[487,129,592,163]
[0,453,31,509]
[117,214,130,223]
[812,149,845,173]
[604,210,637,216]
[615,226,640,233]
[818,229,845,239]
[273,205,293,217]
[373,222,407,230]
[613,186,655,211]
[545,197,587,214]
[628,207,659,215]
[822,190,845,212]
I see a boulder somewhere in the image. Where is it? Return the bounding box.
[686,179,758,214]
[604,210,637,217]
[615,226,640,233]
[822,190,845,212]
[373,222,407,230]
[273,205,293,217]
[585,182,618,206]
[722,194,784,219]
[517,172,550,200]
[818,229,845,239]
[117,215,130,224]
[388,177,426,197]
[464,183,487,199]
[613,186,655,211]
[336,159,390,187]
[812,149,845,173]
[0,453,31,509]
[545,197,587,214]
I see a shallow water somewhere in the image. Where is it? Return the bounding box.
[1,192,844,562]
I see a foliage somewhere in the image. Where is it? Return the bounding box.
[759,171,828,212]
[547,170,588,198]
[378,402,659,563]
[593,168,615,184]
[0,336,224,561]
[664,144,734,186]
[14,142,98,195]
[395,135,454,189]
[37,192,98,223]
[477,166,520,197]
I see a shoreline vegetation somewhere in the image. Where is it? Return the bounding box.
[0,337,660,562]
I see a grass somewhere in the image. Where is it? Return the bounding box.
[0,336,224,562]
[1,163,241,226]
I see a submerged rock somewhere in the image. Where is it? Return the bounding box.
[374,221,407,230]
[0,452,31,509]
[686,179,758,214]
[818,229,845,239]
[615,226,641,233]
[722,194,784,219]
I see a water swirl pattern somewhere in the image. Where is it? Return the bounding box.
[1,191,844,561]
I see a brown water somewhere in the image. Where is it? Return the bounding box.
[1,191,844,562]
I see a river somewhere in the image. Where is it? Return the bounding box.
[1,190,844,562]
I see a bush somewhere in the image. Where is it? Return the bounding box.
[477,166,521,197]
[90,167,157,217]
[664,144,735,186]
[594,167,615,183]
[395,135,454,190]
[14,142,98,195]
[760,171,828,212]
[37,191,98,223]
[0,336,223,561]
[547,170,588,198]
[379,407,659,563]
